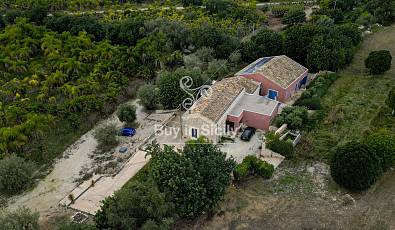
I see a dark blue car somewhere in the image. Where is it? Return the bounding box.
[121,127,136,137]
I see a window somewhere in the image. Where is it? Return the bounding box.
[268,89,278,100]
[191,128,198,138]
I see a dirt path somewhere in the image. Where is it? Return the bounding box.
[6,100,147,220]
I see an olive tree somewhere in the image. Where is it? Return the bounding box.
[0,155,35,194]
[137,84,158,110]
[117,104,137,124]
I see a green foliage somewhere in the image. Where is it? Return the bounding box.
[275,106,308,130]
[295,73,338,109]
[364,0,395,26]
[0,155,35,195]
[330,141,382,191]
[233,161,249,181]
[284,24,360,71]
[137,84,159,110]
[265,132,294,158]
[95,178,174,230]
[233,155,274,181]
[365,50,392,75]
[57,222,96,230]
[117,104,137,124]
[93,123,119,150]
[149,137,235,218]
[386,88,395,113]
[271,4,304,17]
[0,207,39,230]
[157,67,204,109]
[282,9,306,25]
[365,130,395,171]
[242,29,283,62]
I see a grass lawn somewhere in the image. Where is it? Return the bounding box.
[296,26,395,161]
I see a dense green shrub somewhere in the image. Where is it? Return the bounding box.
[365,130,395,171]
[93,123,119,150]
[0,155,35,194]
[295,73,338,109]
[95,178,174,230]
[365,50,392,75]
[330,142,382,191]
[117,104,137,124]
[265,132,294,158]
[149,138,235,218]
[233,155,274,181]
[282,9,306,25]
[233,161,249,181]
[241,29,283,62]
[137,84,158,110]
[295,97,321,110]
[275,106,308,130]
[254,160,275,179]
[0,207,39,230]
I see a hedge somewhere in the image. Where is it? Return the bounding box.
[265,132,294,158]
[295,73,338,110]
[365,130,395,171]
[233,155,274,181]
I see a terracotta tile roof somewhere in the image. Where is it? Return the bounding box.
[190,77,259,122]
[236,55,308,89]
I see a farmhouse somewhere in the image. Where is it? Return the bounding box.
[236,55,308,103]
[182,76,279,142]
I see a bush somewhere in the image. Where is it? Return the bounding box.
[0,155,35,194]
[95,178,174,230]
[254,160,274,179]
[149,138,235,218]
[295,97,321,110]
[365,130,395,171]
[93,123,119,150]
[233,155,274,181]
[282,9,306,25]
[137,84,158,110]
[365,50,392,75]
[0,207,39,230]
[330,142,382,191]
[296,73,338,108]
[265,132,294,158]
[275,106,308,130]
[117,104,137,124]
[233,161,249,181]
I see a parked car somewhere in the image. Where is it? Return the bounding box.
[241,127,256,141]
[121,127,136,137]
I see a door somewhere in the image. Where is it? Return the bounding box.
[268,89,278,100]
[191,128,198,138]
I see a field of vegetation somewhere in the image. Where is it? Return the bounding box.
[297,26,395,160]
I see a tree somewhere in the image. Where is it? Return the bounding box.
[95,179,174,230]
[275,106,308,130]
[330,142,382,191]
[93,123,119,150]
[0,207,39,230]
[0,155,35,194]
[182,0,203,6]
[148,138,235,218]
[282,9,306,25]
[117,104,137,124]
[365,50,392,75]
[137,84,158,110]
[242,29,283,62]
[365,130,395,171]
[157,68,204,109]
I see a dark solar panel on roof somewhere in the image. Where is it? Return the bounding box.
[242,57,273,74]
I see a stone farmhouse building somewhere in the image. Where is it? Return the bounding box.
[182,55,308,142]
[236,55,308,103]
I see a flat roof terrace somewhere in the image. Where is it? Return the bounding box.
[229,94,279,117]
